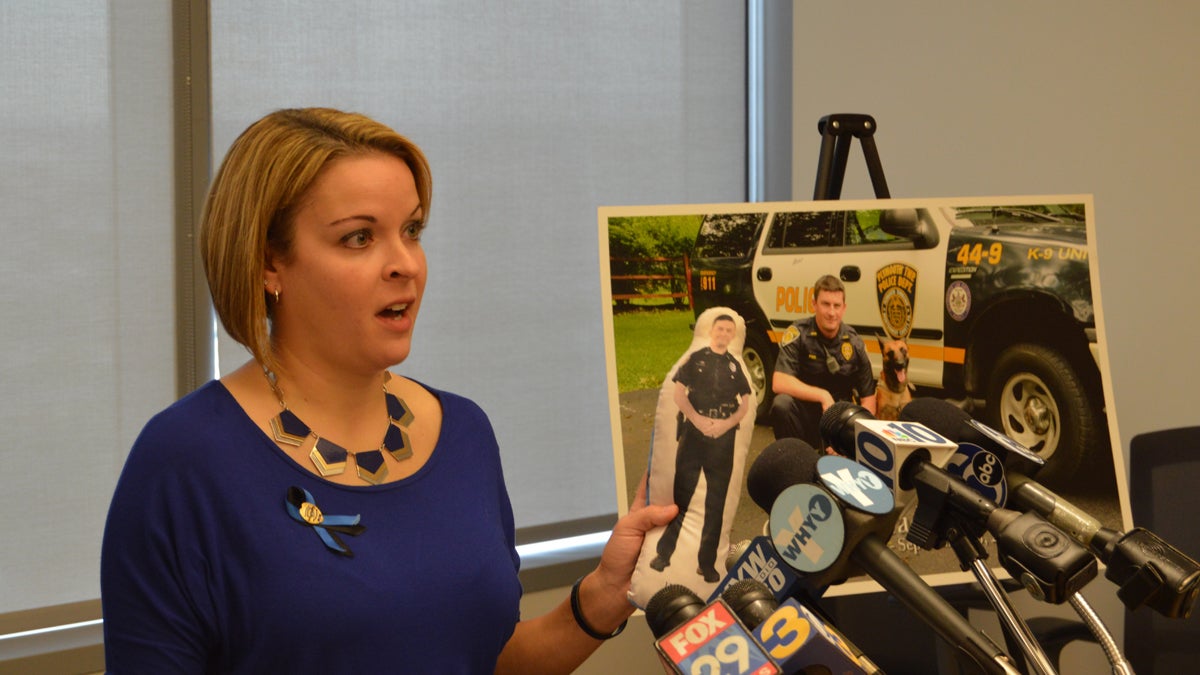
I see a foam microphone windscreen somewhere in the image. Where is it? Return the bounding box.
[645,584,707,639]
[819,400,870,452]
[746,438,822,513]
[899,397,972,442]
[721,578,780,630]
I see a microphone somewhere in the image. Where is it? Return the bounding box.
[712,536,817,607]
[753,597,876,675]
[646,583,707,639]
[823,399,1010,507]
[747,439,1019,675]
[722,578,875,674]
[902,397,1200,618]
[820,403,1098,603]
[900,398,1102,546]
[645,584,782,674]
[722,578,785,632]
[748,439,901,588]
[820,401,958,509]
[900,398,1045,468]
[718,542,882,673]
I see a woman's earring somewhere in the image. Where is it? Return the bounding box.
[274,288,281,304]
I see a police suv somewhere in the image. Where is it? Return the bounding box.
[690,202,1103,483]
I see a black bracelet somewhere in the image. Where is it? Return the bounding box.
[570,576,627,640]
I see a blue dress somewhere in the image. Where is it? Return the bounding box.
[101,380,522,674]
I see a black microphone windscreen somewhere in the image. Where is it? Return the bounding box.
[747,438,821,513]
[900,397,972,442]
[819,400,873,455]
[721,578,779,630]
[645,584,705,638]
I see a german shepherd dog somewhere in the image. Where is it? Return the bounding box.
[876,336,914,420]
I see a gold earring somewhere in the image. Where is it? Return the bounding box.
[274,288,281,304]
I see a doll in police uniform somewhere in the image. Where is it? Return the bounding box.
[628,308,757,606]
[645,310,753,587]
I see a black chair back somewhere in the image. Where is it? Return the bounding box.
[1126,425,1200,673]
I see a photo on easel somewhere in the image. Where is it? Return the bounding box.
[597,195,1128,596]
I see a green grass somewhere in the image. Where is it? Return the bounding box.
[612,309,695,392]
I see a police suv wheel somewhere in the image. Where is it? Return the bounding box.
[986,343,1100,486]
[742,330,776,423]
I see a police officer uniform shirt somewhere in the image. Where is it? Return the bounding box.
[776,316,875,402]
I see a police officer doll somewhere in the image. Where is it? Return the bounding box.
[649,313,752,582]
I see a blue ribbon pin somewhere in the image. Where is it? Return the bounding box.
[285,486,366,557]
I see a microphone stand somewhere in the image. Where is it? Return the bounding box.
[945,524,1059,675]
[906,463,1103,675]
[908,461,1141,673]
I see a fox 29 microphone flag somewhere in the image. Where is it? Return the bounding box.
[647,585,781,675]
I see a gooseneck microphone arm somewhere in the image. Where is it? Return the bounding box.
[891,399,1146,673]
[1066,593,1136,675]
[826,401,1091,675]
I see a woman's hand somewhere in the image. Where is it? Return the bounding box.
[495,473,679,675]
[585,473,678,623]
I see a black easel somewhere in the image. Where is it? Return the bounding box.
[811,113,891,200]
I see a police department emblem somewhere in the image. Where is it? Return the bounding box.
[841,342,854,361]
[946,280,971,322]
[875,263,917,340]
[780,325,800,346]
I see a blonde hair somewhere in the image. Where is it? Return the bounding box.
[200,108,431,374]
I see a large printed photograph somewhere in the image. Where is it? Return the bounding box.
[598,195,1128,597]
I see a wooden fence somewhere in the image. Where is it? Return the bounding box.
[610,254,692,307]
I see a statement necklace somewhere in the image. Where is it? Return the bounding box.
[265,370,415,485]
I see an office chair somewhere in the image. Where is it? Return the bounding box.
[1125,425,1200,673]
